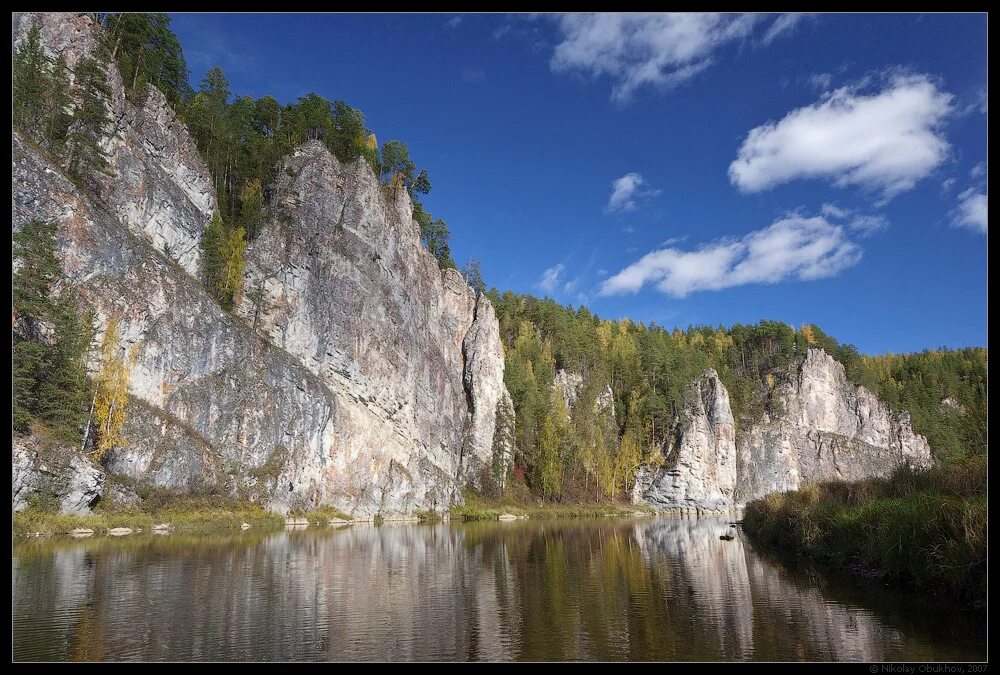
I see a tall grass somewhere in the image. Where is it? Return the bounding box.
[743,456,987,609]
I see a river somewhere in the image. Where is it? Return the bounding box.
[11,516,985,661]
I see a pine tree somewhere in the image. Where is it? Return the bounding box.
[13,220,92,440]
[12,24,50,136]
[45,54,73,154]
[239,179,264,240]
[201,212,226,297]
[67,56,113,181]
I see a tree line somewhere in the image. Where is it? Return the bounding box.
[487,291,988,504]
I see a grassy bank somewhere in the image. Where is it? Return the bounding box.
[447,487,654,522]
[13,494,351,537]
[742,456,987,609]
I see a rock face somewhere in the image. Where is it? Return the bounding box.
[735,348,932,502]
[634,349,933,510]
[14,13,216,277]
[553,369,615,421]
[633,369,737,511]
[12,13,512,518]
[12,436,105,515]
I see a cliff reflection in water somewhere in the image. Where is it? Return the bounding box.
[12,518,984,662]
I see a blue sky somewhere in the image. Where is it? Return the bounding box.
[171,13,987,355]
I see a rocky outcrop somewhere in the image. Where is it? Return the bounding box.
[633,369,737,511]
[13,12,215,277]
[12,436,105,515]
[634,349,933,510]
[12,14,512,518]
[553,369,615,421]
[735,348,932,502]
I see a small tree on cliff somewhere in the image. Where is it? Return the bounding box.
[91,316,139,461]
[12,25,50,137]
[67,56,114,181]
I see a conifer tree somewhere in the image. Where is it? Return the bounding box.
[67,56,113,180]
[12,24,50,135]
[45,54,73,154]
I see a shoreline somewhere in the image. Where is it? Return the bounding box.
[11,500,748,538]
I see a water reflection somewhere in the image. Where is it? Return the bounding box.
[12,518,985,662]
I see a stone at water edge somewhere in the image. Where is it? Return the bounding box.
[284,517,309,527]
[69,528,94,537]
[240,522,251,530]
[152,523,171,531]
[107,528,133,536]
[328,518,352,525]
[497,513,517,521]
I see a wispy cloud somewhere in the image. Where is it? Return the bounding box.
[729,73,954,200]
[760,12,813,45]
[599,214,862,298]
[444,16,463,29]
[951,189,987,234]
[547,13,802,103]
[461,66,486,84]
[821,203,889,236]
[606,172,661,213]
[970,162,987,178]
[537,264,566,294]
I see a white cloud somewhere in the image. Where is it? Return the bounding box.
[848,214,889,234]
[606,172,661,213]
[807,72,833,91]
[599,215,861,298]
[952,189,987,234]
[942,178,957,193]
[538,264,566,293]
[970,162,986,178]
[445,16,463,29]
[596,268,608,276]
[729,74,954,200]
[820,202,849,219]
[820,202,887,236]
[548,13,799,103]
[760,13,811,45]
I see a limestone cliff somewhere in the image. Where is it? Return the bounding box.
[634,349,932,511]
[632,369,737,511]
[735,348,932,502]
[11,13,512,518]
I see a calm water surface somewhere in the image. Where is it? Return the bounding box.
[12,517,985,661]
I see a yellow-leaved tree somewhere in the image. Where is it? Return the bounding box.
[92,316,139,461]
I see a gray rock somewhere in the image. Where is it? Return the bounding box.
[634,349,933,510]
[633,369,736,511]
[11,14,513,520]
[12,436,104,515]
[60,454,105,515]
[736,348,932,502]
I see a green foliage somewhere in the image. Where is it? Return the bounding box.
[413,202,457,269]
[101,13,190,106]
[200,212,247,310]
[66,56,114,182]
[743,456,987,609]
[12,220,92,442]
[13,25,74,159]
[12,25,49,134]
[461,258,486,294]
[493,291,987,505]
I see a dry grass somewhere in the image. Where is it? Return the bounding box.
[743,456,987,609]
